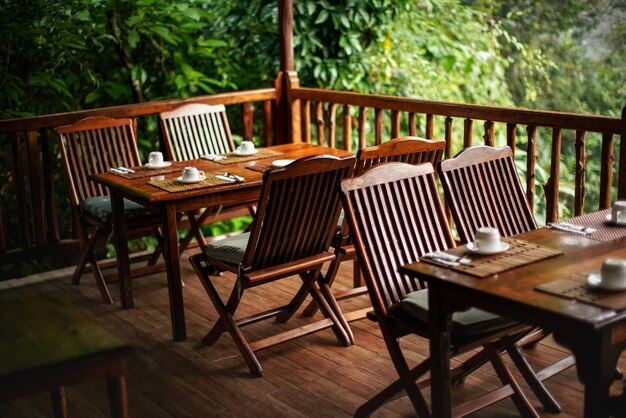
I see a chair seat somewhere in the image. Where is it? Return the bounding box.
[396,289,517,336]
[81,196,153,223]
[204,232,250,265]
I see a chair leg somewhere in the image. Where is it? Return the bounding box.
[71,224,99,285]
[302,250,344,317]
[318,280,354,344]
[485,343,539,418]
[378,322,431,417]
[147,227,164,266]
[307,278,351,347]
[179,209,207,254]
[190,254,263,376]
[507,343,561,413]
[202,281,242,346]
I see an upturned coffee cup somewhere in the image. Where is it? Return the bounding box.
[611,201,626,224]
[238,140,255,153]
[149,151,164,166]
[600,258,626,288]
[181,166,204,181]
[474,227,501,252]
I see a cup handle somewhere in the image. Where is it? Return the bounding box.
[198,171,205,178]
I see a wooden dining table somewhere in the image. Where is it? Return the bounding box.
[91,143,353,342]
[400,221,626,418]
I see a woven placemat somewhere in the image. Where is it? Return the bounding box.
[422,238,563,278]
[245,164,273,173]
[549,209,626,242]
[148,173,239,193]
[536,272,626,311]
[115,165,179,179]
[213,149,285,165]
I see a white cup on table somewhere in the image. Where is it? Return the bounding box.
[237,140,255,154]
[474,227,501,252]
[599,258,626,289]
[149,151,164,166]
[181,166,204,182]
[611,200,626,224]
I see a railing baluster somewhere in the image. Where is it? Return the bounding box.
[426,114,433,139]
[574,130,587,216]
[545,128,562,223]
[526,125,538,211]
[0,199,5,253]
[374,108,383,145]
[12,132,32,249]
[408,112,416,136]
[600,132,614,210]
[243,102,254,141]
[506,123,516,154]
[343,104,352,151]
[463,119,473,148]
[301,100,311,143]
[444,117,453,159]
[358,107,367,149]
[391,110,400,139]
[316,102,325,146]
[263,100,273,146]
[41,129,60,244]
[328,103,337,149]
[483,121,495,146]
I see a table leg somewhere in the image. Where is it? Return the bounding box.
[111,190,133,308]
[107,374,128,418]
[428,283,453,418]
[555,329,616,418]
[162,203,186,341]
[50,387,67,418]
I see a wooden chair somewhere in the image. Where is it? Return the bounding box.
[303,136,446,335]
[189,154,355,377]
[56,116,164,304]
[438,145,537,244]
[159,103,254,252]
[340,162,558,417]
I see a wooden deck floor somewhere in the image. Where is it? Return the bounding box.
[2,250,625,417]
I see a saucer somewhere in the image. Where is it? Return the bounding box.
[466,241,510,255]
[604,214,626,227]
[272,159,295,168]
[176,174,206,184]
[144,161,172,169]
[234,149,259,156]
[587,273,626,291]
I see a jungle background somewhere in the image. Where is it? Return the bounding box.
[0,0,625,278]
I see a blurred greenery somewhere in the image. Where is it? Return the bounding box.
[0,0,624,277]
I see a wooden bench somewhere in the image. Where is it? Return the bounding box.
[0,293,132,417]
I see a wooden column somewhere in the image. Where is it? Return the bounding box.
[619,105,626,200]
[275,0,300,144]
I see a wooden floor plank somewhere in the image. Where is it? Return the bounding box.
[1,253,625,417]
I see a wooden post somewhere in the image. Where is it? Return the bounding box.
[274,0,300,144]
[617,106,626,200]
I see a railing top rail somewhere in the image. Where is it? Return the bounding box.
[0,88,277,133]
[292,88,623,134]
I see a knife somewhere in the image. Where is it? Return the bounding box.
[548,223,592,235]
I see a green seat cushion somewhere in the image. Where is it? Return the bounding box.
[81,196,152,223]
[397,289,517,336]
[204,232,250,265]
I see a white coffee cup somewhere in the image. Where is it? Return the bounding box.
[149,151,164,166]
[475,227,501,252]
[600,258,626,288]
[181,166,204,181]
[611,200,626,224]
[237,140,255,154]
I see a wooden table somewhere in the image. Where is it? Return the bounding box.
[400,228,626,418]
[0,293,132,418]
[91,143,353,341]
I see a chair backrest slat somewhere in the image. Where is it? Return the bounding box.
[243,155,355,270]
[56,117,141,206]
[439,145,536,243]
[340,162,455,314]
[159,103,235,160]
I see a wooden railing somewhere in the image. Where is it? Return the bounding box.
[0,89,277,276]
[290,88,626,223]
[1,84,624,279]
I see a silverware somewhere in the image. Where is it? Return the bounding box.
[560,222,596,233]
[215,174,237,183]
[223,172,244,182]
[117,166,135,173]
[548,223,593,235]
[424,251,475,267]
